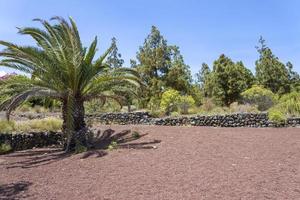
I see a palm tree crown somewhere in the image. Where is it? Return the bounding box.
[0,16,140,151]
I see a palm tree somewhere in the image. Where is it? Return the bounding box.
[0,17,140,151]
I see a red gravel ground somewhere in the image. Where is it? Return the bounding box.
[1,125,300,200]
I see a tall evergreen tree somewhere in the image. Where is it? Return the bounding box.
[286,61,300,91]
[255,37,290,94]
[208,54,254,105]
[196,62,211,97]
[132,26,192,107]
[166,46,192,94]
[196,63,210,87]
[106,37,124,68]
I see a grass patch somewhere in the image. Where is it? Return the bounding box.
[0,117,62,133]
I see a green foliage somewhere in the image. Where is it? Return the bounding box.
[160,89,181,115]
[147,95,162,113]
[165,46,192,93]
[277,92,300,116]
[85,100,122,114]
[241,85,278,111]
[108,141,118,151]
[268,108,287,123]
[132,26,192,106]
[0,117,62,133]
[207,55,254,106]
[179,95,195,114]
[132,131,140,139]
[106,37,124,68]
[75,143,88,154]
[196,63,211,97]
[286,62,300,91]
[0,143,12,154]
[255,37,290,94]
[189,85,203,106]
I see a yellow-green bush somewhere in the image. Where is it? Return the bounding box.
[268,108,287,123]
[160,89,181,115]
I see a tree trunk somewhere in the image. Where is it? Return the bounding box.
[127,104,131,112]
[62,96,87,152]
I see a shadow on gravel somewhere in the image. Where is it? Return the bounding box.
[81,129,161,159]
[5,148,71,169]
[3,129,161,167]
[0,181,32,200]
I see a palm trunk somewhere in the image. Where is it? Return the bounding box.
[62,96,87,152]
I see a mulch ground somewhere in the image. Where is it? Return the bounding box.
[1,125,300,200]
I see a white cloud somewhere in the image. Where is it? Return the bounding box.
[0,71,7,77]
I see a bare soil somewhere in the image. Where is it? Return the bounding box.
[1,125,300,200]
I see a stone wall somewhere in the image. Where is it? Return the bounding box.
[86,112,152,125]
[87,112,300,127]
[0,131,62,151]
[1,112,299,153]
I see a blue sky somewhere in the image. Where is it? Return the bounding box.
[0,0,300,77]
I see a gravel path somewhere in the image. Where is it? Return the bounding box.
[1,125,300,200]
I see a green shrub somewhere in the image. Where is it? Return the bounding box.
[278,92,300,116]
[0,143,12,154]
[132,131,140,139]
[160,89,181,115]
[75,143,88,154]
[108,141,118,151]
[241,85,278,111]
[268,108,287,123]
[179,95,195,114]
[148,96,162,113]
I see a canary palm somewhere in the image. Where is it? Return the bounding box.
[0,17,140,151]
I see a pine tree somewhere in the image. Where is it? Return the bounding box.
[255,37,290,94]
[106,37,124,68]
